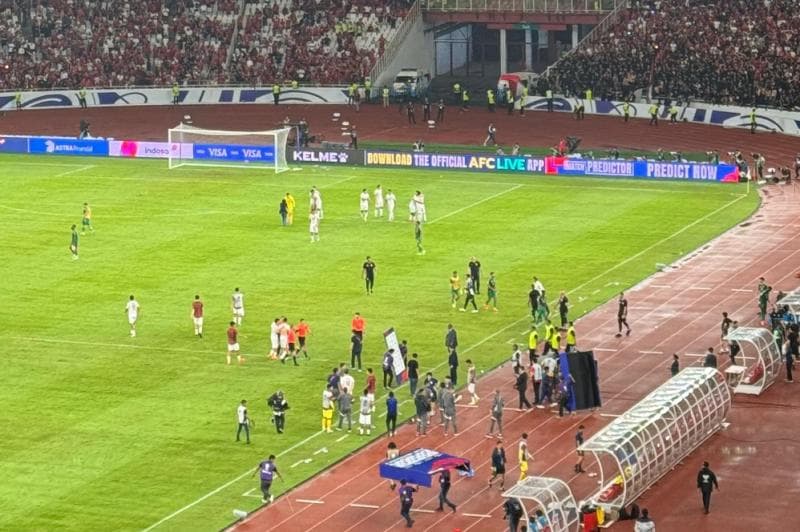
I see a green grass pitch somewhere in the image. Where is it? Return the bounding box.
[0,154,757,531]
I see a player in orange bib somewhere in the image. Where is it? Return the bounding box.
[294,319,310,359]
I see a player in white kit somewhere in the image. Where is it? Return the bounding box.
[269,318,280,359]
[413,190,427,222]
[373,185,384,218]
[278,318,290,361]
[385,189,396,221]
[231,287,244,326]
[309,207,320,242]
[125,295,140,337]
[359,189,370,222]
[310,186,323,219]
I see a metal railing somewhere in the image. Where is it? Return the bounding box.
[368,0,422,83]
[543,0,629,80]
[422,0,621,13]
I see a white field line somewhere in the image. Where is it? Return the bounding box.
[3,336,218,355]
[143,193,747,531]
[7,161,89,168]
[0,204,236,218]
[349,503,379,509]
[55,164,95,177]
[428,184,522,224]
[296,499,324,505]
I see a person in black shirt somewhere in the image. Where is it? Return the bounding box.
[350,125,358,149]
[615,292,631,337]
[436,469,457,512]
[574,424,585,473]
[407,353,420,396]
[350,333,363,370]
[697,461,719,514]
[422,97,431,121]
[514,367,531,410]
[362,256,376,294]
[703,347,717,369]
[488,440,506,490]
[468,257,481,293]
[503,497,523,531]
[406,101,416,125]
[670,353,680,376]
[436,99,445,123]
[558,291,569,327]
[528,285,540,322]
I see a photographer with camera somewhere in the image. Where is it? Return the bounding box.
[267,391,289,434]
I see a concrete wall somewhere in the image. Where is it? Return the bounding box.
[372,17,435,91]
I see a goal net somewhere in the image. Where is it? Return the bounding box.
[168,123,290,172]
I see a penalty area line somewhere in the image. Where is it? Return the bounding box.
[428,184,522,224]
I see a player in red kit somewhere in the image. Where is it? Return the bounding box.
[227,321,243,365]
[192,295,204,337]
[366,368,377,413]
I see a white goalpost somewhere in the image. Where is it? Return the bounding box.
[167,123,291,173]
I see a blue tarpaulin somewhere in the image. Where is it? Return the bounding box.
[379,448,473,487]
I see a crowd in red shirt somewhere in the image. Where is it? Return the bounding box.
[229,0,408,86]
[0,0,409,89]
[552,0,800,109]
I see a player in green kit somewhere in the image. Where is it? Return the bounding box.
[483,272,498,311]
[81,202,94,234]
[69,224,79,259]
[414,221,425,254]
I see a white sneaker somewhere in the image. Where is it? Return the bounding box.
[471,309,478,313]
[269,495,274,503]
[459,308,466,312]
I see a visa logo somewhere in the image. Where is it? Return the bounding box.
[209,148,228,157]
[242,148,262,158]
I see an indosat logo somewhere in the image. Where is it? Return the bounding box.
[110,141,183,158]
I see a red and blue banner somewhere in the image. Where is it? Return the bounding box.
[379,448,473,487]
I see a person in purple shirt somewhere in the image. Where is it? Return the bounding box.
[398,479,418,527]
[252,454,283,503]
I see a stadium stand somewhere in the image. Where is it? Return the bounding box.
[0,0,409,89]
[551,0,800,109]
[229,0,409,85]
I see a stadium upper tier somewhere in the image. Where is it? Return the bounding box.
[551,0,800,109]
[0,0,410,89]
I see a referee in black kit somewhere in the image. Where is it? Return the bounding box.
[615,292,631,337]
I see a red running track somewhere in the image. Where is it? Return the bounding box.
[233,184,800,531]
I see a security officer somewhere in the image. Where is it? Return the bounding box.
[585,88,593,100]
[669,104,679,123]
[272,82,281,105]
[461,88,469,111]
[622,100,630,122]
[452,81,461,105]
[15,90,23,110]
[77,86,87,109]
[364,78,372,103]
[171,82,180,105]
[648,102,659,126]
[519,83,528,116]
[487,88,495,112]
[382,85,390,108]
[291,79,298,89]
[749,107,757,134]
[545,88,553,112]
[422,97,431,121]
[267,390,289,434]
[436,468,457,512]
[348,82,357,105]
[398,479,418,527]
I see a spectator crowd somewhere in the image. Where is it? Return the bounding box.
[0,0,410,90]
[552,0,800,109]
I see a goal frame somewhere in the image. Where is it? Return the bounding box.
[167,123,291,173]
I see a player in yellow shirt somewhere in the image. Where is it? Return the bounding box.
[285,193,296,225]
[518,432,530,481]
[81,202,94,235]
[528,328,539,364]
[449,271,461,308]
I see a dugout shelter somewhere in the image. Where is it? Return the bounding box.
[578,367,731,511]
